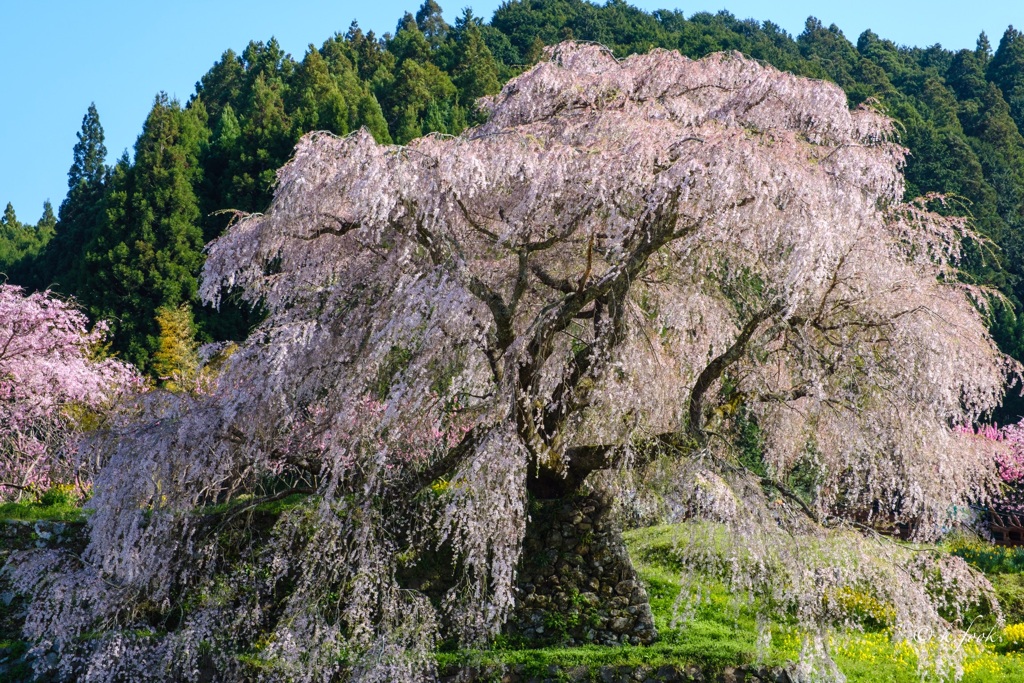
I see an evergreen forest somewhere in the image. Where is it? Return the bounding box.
[4,0,1024,410]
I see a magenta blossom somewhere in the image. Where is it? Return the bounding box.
[957,422,1024,483]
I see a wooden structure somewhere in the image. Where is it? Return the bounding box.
[989,489,1024,546]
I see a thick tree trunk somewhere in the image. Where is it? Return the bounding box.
[504,484,657,647]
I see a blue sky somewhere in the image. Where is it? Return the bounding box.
[1,1,1021,221]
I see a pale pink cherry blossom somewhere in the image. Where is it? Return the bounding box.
[11,44,1018,681]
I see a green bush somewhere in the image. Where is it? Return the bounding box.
[38,483,79,507]
[950,538,1024,574]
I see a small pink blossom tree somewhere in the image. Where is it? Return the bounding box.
[0,284,140,498]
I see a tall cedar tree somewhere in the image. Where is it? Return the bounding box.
[451,10,502,103]
[84,95,207,370]
[989,27,1024,133]
[38,103,108,295]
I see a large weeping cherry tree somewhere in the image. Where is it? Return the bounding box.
[9,43,1019,681]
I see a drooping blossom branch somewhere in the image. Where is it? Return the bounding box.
[8,43,1019,681]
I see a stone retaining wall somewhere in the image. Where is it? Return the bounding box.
[505,488,657,647]
[1,519,86,683]
[0,518,86,554]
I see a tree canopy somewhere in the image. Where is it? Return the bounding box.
[11,43,1016,682]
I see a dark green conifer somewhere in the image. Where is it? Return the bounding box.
[452,9,502,102]
[797,18,859,87]
[415,0,450,49]
[976,31,993,62]
[1,203,19,233]
[68,103,107,190]
[85,95,208,369]
[36,201,56,244]
[290,46,350,136]
[195,49,245,120]
[37,103,109,293]
[988,26,1024,132]
[356,92,393,143]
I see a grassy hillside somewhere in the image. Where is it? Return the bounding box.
[438,524,1024,681]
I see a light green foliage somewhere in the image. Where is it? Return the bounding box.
[0,485,87,522]
[625,525,1024,682]
[950,536,1024,575]
[356,91,393,143]
[151,304,200,390]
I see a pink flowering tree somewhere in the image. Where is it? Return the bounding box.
[1000,422,1024,483]
[957,422,1024,484]
[0,285,140,499]
[10,44,1018,681]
